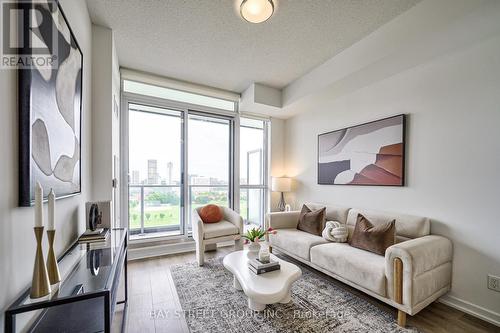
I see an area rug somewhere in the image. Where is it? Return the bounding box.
[170,256,419,333]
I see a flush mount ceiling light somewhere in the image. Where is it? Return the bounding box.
[240,0,274,24]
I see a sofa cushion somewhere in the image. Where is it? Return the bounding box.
[349,214,395,255]
[203,220,239,239]
[269,228,329,260]
[305,203,350,224]
[297,205,326,236]
[347,208,430,242]
[310,243,387,296]
[199,204,223,223]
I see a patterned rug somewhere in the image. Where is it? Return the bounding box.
[170,255,419,333]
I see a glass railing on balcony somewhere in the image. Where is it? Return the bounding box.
[240,187,265,227]
[129,185,182,235]
[129,184,231,235]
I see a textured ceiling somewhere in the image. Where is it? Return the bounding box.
[86,0,421,93]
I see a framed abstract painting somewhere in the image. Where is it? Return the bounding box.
[318,114,406,186]
[18,1,83,206]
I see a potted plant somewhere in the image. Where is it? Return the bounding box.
[242,227,277,254]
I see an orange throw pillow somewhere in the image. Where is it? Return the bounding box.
[199,204,223,223]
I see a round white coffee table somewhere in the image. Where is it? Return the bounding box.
[223,250,302,311]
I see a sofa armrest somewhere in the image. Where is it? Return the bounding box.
[222,207,243,235]
[191,209,204,242]
[265,211,300,230]
[385,235,453,310]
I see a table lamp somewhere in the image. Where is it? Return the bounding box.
[272,177,291,212]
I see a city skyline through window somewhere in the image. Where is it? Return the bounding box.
[126,94,268,237]
[129,104,182,185]
[129,114,265,187]
[128,103,236,236]
[129,110,248,187]
[128,104,183,235]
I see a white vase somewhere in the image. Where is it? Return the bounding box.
[248,241,261,255]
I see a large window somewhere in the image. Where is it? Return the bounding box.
[123,78,271,240]
[240,117,268,227]
[124,79,237,240]
[188,114,232,231]
[128,104,183,236]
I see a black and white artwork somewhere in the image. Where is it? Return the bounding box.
[19,1,83,206]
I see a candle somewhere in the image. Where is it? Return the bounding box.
[259,247,270,263]
[48,189,55,230]
[34,182,43,227]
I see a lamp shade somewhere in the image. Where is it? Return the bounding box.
[272,177,291,192]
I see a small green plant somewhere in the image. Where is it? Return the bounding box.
[242,227,277,244]
[145,213,151,220]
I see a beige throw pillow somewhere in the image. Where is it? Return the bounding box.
[322,221,348,243]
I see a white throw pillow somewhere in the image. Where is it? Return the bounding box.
[322,221,348,243]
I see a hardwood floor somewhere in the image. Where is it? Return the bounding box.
[117,246,499,333]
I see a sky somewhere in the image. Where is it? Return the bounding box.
[128,107,264,184]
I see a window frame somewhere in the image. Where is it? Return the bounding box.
[121,89,239,243]
[239,117,269,228]
[127,105,184,236]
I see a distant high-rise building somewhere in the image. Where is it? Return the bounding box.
[192,176,210,185]
[147,159,159,184]
[131,170,140,184]
[167,162,173,184]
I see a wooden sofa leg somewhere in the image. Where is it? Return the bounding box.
[397,310,406,327]
[394,257,407,327]
[269,246,272,253]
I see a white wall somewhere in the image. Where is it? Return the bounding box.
[111,36,121,227]
[283,11,500,326]
[91,25,113,201]
[0,0,92,328]
[269,118,285,212]
[91,25,121,227]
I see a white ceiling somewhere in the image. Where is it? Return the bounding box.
[86,0,421,93]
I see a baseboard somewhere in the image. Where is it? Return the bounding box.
[439,295,500,327]
[128,240,235,261]
[128,241,196,260]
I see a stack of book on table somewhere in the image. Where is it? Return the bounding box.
[248,258,280,275]
[78,228,109,244]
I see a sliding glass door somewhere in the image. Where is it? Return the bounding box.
[240,118,268,228]
[187,113,232,231]
[125,99,234,239]
[128,104,183,237]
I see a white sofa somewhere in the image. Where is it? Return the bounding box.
[192,206,244,266]
[266,203,453,326]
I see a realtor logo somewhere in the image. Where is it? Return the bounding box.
[1,0,58,69]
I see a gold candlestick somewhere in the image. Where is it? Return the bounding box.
[46,229,60,285]
[30,227,51,298]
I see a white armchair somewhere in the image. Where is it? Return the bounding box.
[192,206,243,266]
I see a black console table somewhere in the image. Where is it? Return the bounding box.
[5,228,128,333]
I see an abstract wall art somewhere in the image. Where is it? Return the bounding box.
[318,115,405,186]
[19,1,83,206]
